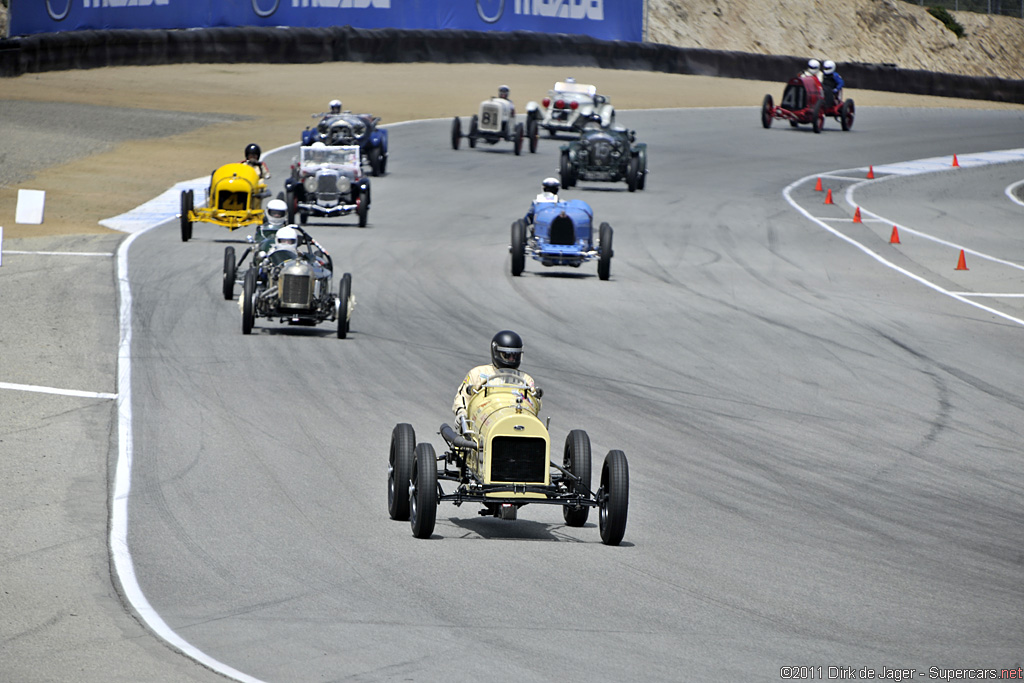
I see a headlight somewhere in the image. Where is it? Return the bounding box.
[336,175,351,192]
[303,176,317,193]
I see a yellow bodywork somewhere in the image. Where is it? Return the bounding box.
[465,381,549,498]
[189,163,266,230]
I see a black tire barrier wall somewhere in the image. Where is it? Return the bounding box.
[1,25,1022,105]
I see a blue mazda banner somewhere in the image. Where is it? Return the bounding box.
[10,0,642,42]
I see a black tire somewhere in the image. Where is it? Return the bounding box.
[513,122,524,156]
[562,429,592,527]
[511,219,526,276]
[560,150,574,189]
[599,450,629,546]
[812,100,825,134]
[527,117,539,153]
[410,442,438,539]
[179,189,193,242]
[626,156,639,192]
[299,209,308,225]
[637,153,647,190]
[450,116,461,150]
[357,191,368,228]
[368,146,383,177]
[789,120,799,128]
[222,247,236,300]
[468,115,479,149]
[337,272,351,339]
[388,423,416,521]
[241,267,256,335]
[598,222,613,281]
[841,99,855,131]
[761,94,773,129]
[286,187,297,224]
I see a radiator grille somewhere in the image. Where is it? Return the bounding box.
[550,216,575,246]
[591,140,612,166]
[491,436,546,483]
[281,273,312,307]
[316,171,338,194]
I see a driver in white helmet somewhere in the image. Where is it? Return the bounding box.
[801,58,822,83]
[264,198,288,228]
[329,99,342,115]
[821,60,845,105]
[523,177,561,227]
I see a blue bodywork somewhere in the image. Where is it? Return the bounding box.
[530,199,596,267]
[301,112,389,175]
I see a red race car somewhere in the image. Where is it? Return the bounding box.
[761,74,855,133]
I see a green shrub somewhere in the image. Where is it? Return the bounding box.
[928,6,966,38]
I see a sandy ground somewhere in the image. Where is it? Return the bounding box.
[3,62,1023,241]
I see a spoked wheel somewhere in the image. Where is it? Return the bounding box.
[812,100,825,134]
[513,122,524,156]
[179,189,193,242]
[562,429,592,527]
[241,267,256,335]
[840,99,855,131]
[527,117,539,153]
[761,94,773,129]
[598,449,629,546]
[510,219,526,276]
[450,116,462,150]
[410,442,438,539]
[222,246,236,300]
[337,272,351,339]
[388,423,416,520]
[598,222,613,281]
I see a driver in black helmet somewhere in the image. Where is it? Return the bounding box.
[452,330,540,420]
[242,143,271,181]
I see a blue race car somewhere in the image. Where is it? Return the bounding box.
[510,196,613,280]
[302,110,389,176]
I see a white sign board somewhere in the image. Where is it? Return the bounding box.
[16,189,46,224]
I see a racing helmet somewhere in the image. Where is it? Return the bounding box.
[245,143,262,161]
[498,85,510,98]
[807,58,821,71]
[265,199,288,227]
[329,99,342,114]
[275,226,299,248]
[490,330,523,370]
[822,60,836,74]
[542,177,560,195]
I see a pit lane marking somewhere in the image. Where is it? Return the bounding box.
[0,381,116,400]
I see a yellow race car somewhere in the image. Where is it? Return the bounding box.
[180,162,269,242]
[388,370,630,545]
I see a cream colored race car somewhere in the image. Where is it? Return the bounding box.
[527,80,615,137]
[388,370,629,545]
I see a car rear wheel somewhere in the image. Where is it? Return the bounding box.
[812,100,825,134]
[598,222,613,281]
[241,268,256,335]
[179,189,193,242]
[761,94,773,129]
[626,156,639,192]
[841,99,855,131]
[450,117,461,150]
[389,423,416,520]
[410,442,438,538]
[599,450,629,546]
[560,151,574,189]
[562,429,592,527]
[511,219,526,276]
[468,115,479,149]
[368,146,383,177]
[637,152,647,190]
[337,272,351,339]
[222,247,236,300]
[513,122,524,156]
[527,117,539,153]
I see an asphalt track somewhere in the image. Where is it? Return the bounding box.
[6,105,1024,681]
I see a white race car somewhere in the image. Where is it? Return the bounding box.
[527,80,615,137]
[451,95,537,155]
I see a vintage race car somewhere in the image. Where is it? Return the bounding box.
[237,226,354,339]
[284,145,370,228]
[510,198,613,280]
[450,96,536,155]
[559,117,648,192]
[179,162,269,242]
[302,110,389,176]
[761,73,855,133]
[387,370,629,545]
[526,80,615,137]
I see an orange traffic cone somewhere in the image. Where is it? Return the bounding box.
[815,177,823,191]
[955,250,968,270]
[889,226,900,244]
[952,154,960,167]
[824,188,833,205]
[853,207,862,223]
[867,165,875,179]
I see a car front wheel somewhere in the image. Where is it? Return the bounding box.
[222,246,236,300]
[562,430,592,527]
[511,219,526,276]
[337,272,351,339]
[241,268,256,335]
[410,442,438,539]
[598,222,613,281]
[599,450,629,546]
